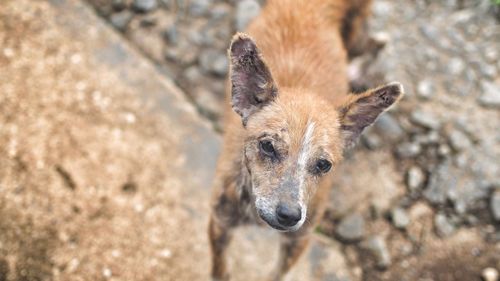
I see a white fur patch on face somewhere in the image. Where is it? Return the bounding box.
[298,121,315,170]
[296,120,315,211]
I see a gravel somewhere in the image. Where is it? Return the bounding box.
[448,129,472,151]
[235,0,261,30]
[410,110,441,130]
[416,79,435,100]
[434,213,456,237]
[396,142,421,158]
[188,0,212,16]
[424,162,453,204]
[478,81,500,108]
[360,236,392,269]
[390,207,410,229]
[132,0,158,12]
[335,213,365,242]
[199,49,228,77]
[374,114,405,140]
[447,57,466,75]
[110,10,133,31]
[407,166,425,191]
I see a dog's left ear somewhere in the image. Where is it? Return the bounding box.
[339,82,404,148]
[228,33,278,126]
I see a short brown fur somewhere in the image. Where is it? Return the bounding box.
[209,0,404,280]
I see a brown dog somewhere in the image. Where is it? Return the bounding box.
[209,0,404,280]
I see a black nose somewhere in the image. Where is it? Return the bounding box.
[276,203,302,227]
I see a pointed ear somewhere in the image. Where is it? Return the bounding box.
[339,82,404,148]
[228,33,278,126]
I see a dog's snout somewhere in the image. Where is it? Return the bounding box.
[276,203,302,227]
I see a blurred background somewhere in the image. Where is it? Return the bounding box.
[0,0,499,280]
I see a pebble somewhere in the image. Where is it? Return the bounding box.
[362,131,382,150]
[410,110,441,130]
[447,57,466,75]
[110,10,133,31]
[482,267,499,281]
[434,213,456,237]
[112,0,127,11]
[132,0,158,12]
[491,191,500,221]
[424,162,452,204]
[374,114,405,140]
[163,23,178,45]
[336,213,365,242]
[417,79,435,100]
[414,130,440,145]
[407,166,425,191]
[396,142,421,158]
[183,66,203,83]
[391,207,410,229]
[372,1,394,17]
[419,25,439,42]
[478,81,500,108]
[188,0,212,16]
[235,0,261,30]
[199,49,228,77]
[480,64,497,79]
[360,236,392,269]
[448,129,472,151]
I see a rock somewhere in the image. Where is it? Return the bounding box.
[132,0,158,12]
[182,66,202,83]
[360,236,391,269]
[417,79,435,100]
[419,25,439,42]
[188,0,212,16]
[482,267,499,281]
[164,44,197,66]
[210,4,230,20]
[374,114,405,141]
[361,130,382,150]
[112,0,127,11]
[434,213,456,237]
[396,142,421,158]
[438,144,451,156]
[372,1,394,17]
[390,207,410,229]
[235,0,261,30]
[109,10,133,31]
[478,81,500,108]
[480,64,497,79]
[491,191,500,221]
[448,129,472,151]
[414,130,440,145]
[447,57,465,75]
[407,166,425,191]
[336,213,365,242]
[410,110,441,130]
[424,162,453,204]
[199,49,228,77]
[162,24,178,45]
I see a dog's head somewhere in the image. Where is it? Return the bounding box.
[229,33,403,232]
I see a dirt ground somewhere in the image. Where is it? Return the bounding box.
[1,0,499,280]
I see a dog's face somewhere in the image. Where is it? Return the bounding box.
[242,93,344,231]
[229,33,403,232]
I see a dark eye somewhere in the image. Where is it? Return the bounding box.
[259,140,276,157]
[315,159,332,174]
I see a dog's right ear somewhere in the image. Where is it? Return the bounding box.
[229,33,278,126]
